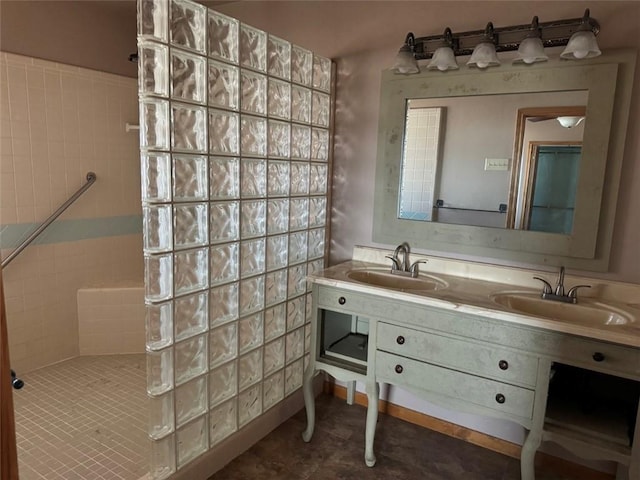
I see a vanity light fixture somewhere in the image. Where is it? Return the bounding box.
[426,28,459,71]
[467,23,500,69]
[393,9,600,74]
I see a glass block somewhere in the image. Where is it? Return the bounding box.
[285,358,304,396]
[264,303,286,342]
[265,269,287,307]
[308,228,325,261]
[290,162,310,196]
[291,45,312,86]
[139,41,169,97]
[240,115,267,157]
[239,349,263,390]
[173,203,208,249]
[175,376,207,427]
[208,109,239,154]
[307,258,324,279]
[173,154,207,201]
[311,128,329,161]
[240,24,266,72]
[312,91,330,127]
[209,399,237,447]
[149,392,174,440]
[208,10,239,63]
[175,334,208,385]
[174,248,208,295]
[268,79,290,120]
[304,323,311,354]
[263,370,284,411]
[240,275,264,316]
[290,124,310,160]
[140,98,170,151]
[170,0,206,53]
[174,291,208,342]
[267,35,291,79]
[210,242,239,286]
[209,322,237,368]
[143,205,172,253]
[146,302,173,351]
[146,254,173,302]
[209,361,237,408]
[288,264,306,298]
[241,70,267,115]
[209,283,238,327]
[240,238,265,278]
[306,292,313,323]
[239,313,263,354]
[171,103,207,153]
[264,338,285,377]
[289,198,309,231]
[210,201,239,244]
[138,0,168,42]
[288,231,308,265]
[176,415,208,468]
[309,163,328,195]
[313,55,332,92]
[171,49,206,104]
[268,120,290,159]
[208,59,239,110]
[286,327,304,363]
[309,196,327,227]
[267,199,289,234]
[150,434,176,480]
[210,157,240,200]
[238,383,262,427]
[241,158,267,198]
[266,235,288,271]
[147,347,174,395]
[267,161,290,197]
[291,85,311,124]
[287,296,305,332]
[142,153,171,203]
[240,200,266,239]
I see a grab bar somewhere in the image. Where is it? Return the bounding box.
[1,172,97,269]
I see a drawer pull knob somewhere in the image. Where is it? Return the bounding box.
[395,364,404,374]
[495,393,506,404]
[396,336,405,345]
[498,360,509,370]
[338,296,346,305]
[592,352,605,362]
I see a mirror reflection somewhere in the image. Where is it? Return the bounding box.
[398,90,588,233]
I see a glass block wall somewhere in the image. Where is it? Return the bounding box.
[136,1,332,477]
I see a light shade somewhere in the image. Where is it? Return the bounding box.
[466,42,500,69]
[557,116,585,128]
[393,44,419,74]
[560,30,601,59]
[514,37,548,64]
[427,46,459,71]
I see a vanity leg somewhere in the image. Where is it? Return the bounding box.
[346,381,355,405]
[301,366,316,443]
[522,359,553,480]
[364,381,379,467]
[520,429,541,480]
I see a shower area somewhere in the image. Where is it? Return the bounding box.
[1,0,332,478]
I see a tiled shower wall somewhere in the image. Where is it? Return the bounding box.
[137,0,332,477]
[0,52,143,372]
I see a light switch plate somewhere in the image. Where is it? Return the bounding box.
[484,158,510,171]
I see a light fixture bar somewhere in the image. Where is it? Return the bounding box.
[411,14,599,60]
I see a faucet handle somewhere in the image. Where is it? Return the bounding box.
[409,260,426,277]
[567,285,591,300]
[385,255,401,271]
[533,277,553,294]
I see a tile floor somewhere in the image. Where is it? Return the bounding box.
[208,394,607,480]
[12,354,149,480]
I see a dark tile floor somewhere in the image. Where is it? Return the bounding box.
[208,394,593,480]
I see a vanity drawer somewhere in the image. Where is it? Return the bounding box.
[376,350,535,422]
[316,285,386,317]
[377,322,539,388]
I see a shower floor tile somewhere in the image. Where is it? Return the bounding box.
[12,354,149,480]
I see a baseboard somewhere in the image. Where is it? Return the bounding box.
[325,382,615,480]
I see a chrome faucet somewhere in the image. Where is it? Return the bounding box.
[533,266,591,304]
[386,242,426,278]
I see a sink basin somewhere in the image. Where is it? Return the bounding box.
[491,293,635,326]
[347,269,447,292]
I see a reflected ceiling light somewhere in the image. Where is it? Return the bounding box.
[392,33,420,74]
[561,9,601,59]
[426,28,459,71]
[514,16,549,64]
[467,23,500,69]
[557,116,585,128]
